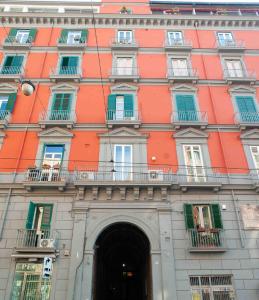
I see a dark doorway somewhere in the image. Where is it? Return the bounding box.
[93,222,152,300]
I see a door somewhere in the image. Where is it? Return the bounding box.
[118,31,132,43]
[67,31,81,44]
[41,145,64,181]
[175,94,197,121]
[0,95,8,119]
[183,145,206,182]
[217,32,234,46]
[116,57,133,75]
[171,58,188,76]
[114,145,132,180]
[236,96,257,122]
[2,55,23,74]
[59,56,78,74]
[15,30,30,43]
[225,59,243,77]
[168,31,183,45]
[115,96,124,120]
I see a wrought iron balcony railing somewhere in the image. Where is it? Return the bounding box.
[223,69,256,82]
[110,67,139,77]
[216,39,245,51]
[234,112,259,125]
[0,110,10,121]
[25,167,68,182]
[165,38,192,50]
[171,111,208,127]
[188,228,225,251]
[106,110,140,121]
[50,66,81,81]
[40,110,76,122]
[3,36,33,48]
[16,229,58,251]
[0,66,22,75]
[57,37,86,49]
[111,38,138,49]
[167,68,198,81]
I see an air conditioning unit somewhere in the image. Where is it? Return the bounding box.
[148,170,163,181]
[39,238,56,248]
[79,171,95,180]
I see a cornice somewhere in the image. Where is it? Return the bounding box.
[1,12,259,29]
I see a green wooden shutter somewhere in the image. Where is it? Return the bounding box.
[107,94,117,120]
[236,96,257,122]
[40,204,53,230]
[176,94,197,121]
[12,56,23,67]
[184,204,195,229]
[80,29,88,43]
[5,28,17,42]
[124,94,134,118]
[52,94,63,111]
[68,56,78,67]
[6,93,17,112]
[62,94,71,111]
[210,204,223,229]
[28,28,37,42]
[59,29,69,43]
[26,202,36,229]
[3,56,13,67]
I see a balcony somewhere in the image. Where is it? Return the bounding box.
[216,39,245,53]
[223,69,256,84]
[177,167,222,192]
[57,37,86,50]
[15,229,58,254]
[188,228,226,252]
[234,112,259,130]
[50,66,81,82]
[171,111,208,129]
[111,38,138,50]
[109,67,139,82]
[23,167,68,191]
[0,66,23,81]
[39,110,77,129]
[106,110,141,128]
[164,38,192,52]
[0,110,11,129]
[2,36,33,49]
[167,68,198,83]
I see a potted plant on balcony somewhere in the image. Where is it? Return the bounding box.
[120,6,131,14]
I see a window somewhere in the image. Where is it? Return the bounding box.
[5,28,36,44]
[1,55,24,74]
[41,145,64,181]
[26,202,53,232]
[225,59,243,77]
[117,30,133,43]
[11,263,51,300]
[107,94,134,120]
[217,32,234,46]
[59,29,88,44]
[175,94,197,121]
[171,58,189,76]
[190,275,235,300]
[116,57,134,75]
[168,31,183,45]
[183,145,206,182]
[114,145,132,180]
[250,146,259,170]
[184,203,223,248]
[0,93,17,118]
[235,95,258,122]
[51,93,72,120]
[59,56,79,75]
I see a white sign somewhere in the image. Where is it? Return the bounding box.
[42,257,52,279]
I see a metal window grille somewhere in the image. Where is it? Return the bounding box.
[190,275,235,300]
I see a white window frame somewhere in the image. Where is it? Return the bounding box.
[15,29,30,43]
[115,56,134,76]
[171,57,189,76]
[0,95,8,111]
[250,146,259,171]
[193,205,212,229]
[113,144,133,180]
[217,32,234,46]
[67,31,82,44]
[183,144,206,182]
[225,58,244,77]
[117,30,133,44]
[168,31,183,45]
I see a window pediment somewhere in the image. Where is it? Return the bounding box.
[170,84,197,93]
[241,129,259,140]
[50,83,78,92]
[0,83,18,93]
[173,127,208,139]
[38,127,73,139]
[99,127,148,139]
[110,83,138,92]
[229,85,255,94]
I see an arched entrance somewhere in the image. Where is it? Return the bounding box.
[93,222,152,300]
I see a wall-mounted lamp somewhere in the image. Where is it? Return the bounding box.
[151,156,156,161]
[21,80,35,96]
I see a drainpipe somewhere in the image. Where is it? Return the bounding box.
[231,189,245,248]
[0,22,54,240]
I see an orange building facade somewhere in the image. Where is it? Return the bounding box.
[0,0,259,299]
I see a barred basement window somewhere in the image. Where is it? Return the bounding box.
[190,275,235,300]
